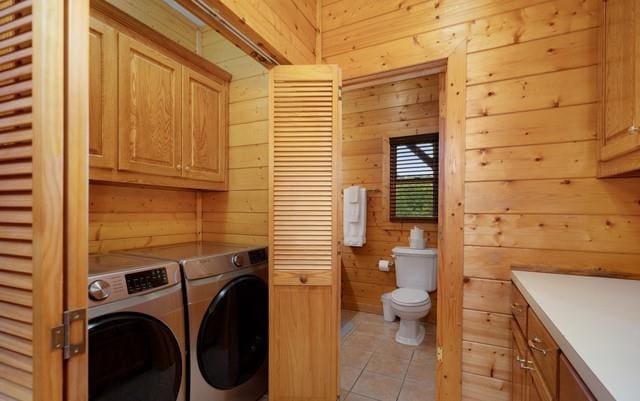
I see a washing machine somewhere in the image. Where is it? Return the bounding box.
[120,242,269,401]
[87,253,187,401]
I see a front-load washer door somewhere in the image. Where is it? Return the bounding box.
[89,312,182,401]
[197,275,268,390]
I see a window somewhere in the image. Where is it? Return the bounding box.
[389,133,439,221]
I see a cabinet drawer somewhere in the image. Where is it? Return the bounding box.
[511,283,528,333]
[527,309,559,395]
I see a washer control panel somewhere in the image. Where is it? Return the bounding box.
[125,268,168,294]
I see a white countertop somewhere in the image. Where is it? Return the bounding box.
[512,271,640,401]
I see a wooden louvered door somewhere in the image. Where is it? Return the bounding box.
[0,1,88,400]
[269,65,341,401]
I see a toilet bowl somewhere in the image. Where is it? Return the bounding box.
[390,288,431,345]
[386,246,437,346]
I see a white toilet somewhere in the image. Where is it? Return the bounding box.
[388,246,437,346]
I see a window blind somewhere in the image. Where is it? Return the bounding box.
[389,133,439,221]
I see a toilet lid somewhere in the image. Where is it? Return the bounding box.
[391,288,429,306]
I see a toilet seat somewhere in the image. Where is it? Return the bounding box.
[391,288,430,307]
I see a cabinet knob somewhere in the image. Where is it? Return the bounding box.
[176,164,182,170]
[185,165,191,171]
[629,125,639,134]
[299,274,308,284]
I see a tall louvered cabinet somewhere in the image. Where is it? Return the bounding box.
[268,65,342,401]
[0,1,89,400]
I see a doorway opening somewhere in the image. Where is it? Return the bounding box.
[339,63,444,401]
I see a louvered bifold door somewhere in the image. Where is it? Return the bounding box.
[269,65,341,401]
[0,1,67,400]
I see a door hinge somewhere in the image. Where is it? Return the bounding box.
[51,308,87,360]
[436,346,443,362]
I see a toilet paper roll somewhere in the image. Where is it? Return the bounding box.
[378,259,390,272]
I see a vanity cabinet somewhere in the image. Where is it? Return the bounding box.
[89,6,230,190]
[599,0,640,176]
[511,283,594,401]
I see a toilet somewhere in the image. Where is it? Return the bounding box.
[388,246,437,346]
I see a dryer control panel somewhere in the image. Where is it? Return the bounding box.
[125,268,169,294]
[248,248,268,264]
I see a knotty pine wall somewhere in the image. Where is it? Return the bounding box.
[322,0,640,400]
[341,75,440,321]
[209,0,319,64]
[199,28,269,247]
[89,184,199,252]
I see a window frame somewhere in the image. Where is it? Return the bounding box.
[383,132,440,223]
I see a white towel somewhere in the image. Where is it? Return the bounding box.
[343,186,367,247]
[344,186,360,223]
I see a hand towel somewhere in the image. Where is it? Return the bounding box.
[343,186,367,247]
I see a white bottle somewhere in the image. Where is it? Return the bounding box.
[409,226,425,249]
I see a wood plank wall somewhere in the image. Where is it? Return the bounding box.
[341,75,439,320]
[322,0,640,400]
[89,184,199,252]
[199,28,269,246]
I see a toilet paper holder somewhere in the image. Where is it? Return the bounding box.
[377,258,394,272]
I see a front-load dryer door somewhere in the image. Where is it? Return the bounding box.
[89,312,182,401]
[197,275,268,389]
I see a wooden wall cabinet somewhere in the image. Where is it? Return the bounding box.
[599,0,640,176]
[89,7,230,190]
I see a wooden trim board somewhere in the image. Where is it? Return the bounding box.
[33,0,65,399]
[64,0,89,399]
[340,39,468,401]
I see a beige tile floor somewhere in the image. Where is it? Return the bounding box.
[340,310,436,401]
[259,310,436,401]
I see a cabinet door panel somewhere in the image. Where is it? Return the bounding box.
[527,309,559,394]
[182,67,227,183]
[558,354,595,401]
[601,0,640,161]
[512,326,526,401]
[89,17,117,169]
[118,34,181,177]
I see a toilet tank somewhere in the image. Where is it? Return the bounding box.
[392,247,438,292]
